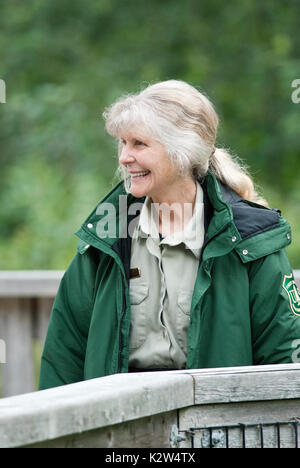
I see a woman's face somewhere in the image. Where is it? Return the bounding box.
[119,128,187,202]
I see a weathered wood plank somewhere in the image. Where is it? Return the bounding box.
[33,297,53,342]
[0,298,35,397]
[0,371,194,448]
[190,364,300,404]
[25,411,178,448]
[0,271,64,297]
[1,365,300,448]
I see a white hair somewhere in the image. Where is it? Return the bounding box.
[103,80,268,206]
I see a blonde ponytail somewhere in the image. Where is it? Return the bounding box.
[208,147,269,207]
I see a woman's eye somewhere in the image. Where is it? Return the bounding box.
[135,140,145,146]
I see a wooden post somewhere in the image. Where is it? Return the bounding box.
[34,297,54,343]
[0,298,35,397]
[0,270,63,397]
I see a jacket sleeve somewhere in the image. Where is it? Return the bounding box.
[39,248,97,390]
[248,249,300,365]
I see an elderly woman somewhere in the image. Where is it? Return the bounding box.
[39,80,300,389]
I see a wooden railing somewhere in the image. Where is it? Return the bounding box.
[0,271,64,397]
[1,364,300,448]
[0,270,300,399]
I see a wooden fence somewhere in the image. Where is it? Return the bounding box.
[1,364,300,448]
[0,270,300,399]
[0,271,64,397]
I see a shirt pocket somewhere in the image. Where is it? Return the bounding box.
[129,282,149,350]
[177,290,193,353]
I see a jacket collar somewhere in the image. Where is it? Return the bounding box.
[205,171,291,263]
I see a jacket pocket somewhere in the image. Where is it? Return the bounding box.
[177,290,193,353]
[129,283,149,350]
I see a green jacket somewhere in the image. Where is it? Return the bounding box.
[39,171,300,390]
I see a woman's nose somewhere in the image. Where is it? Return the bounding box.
[119,147,135,165]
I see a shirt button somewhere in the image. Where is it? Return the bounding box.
[232,236,237,242]
[242,249,248,255]
[287,233,291,240]
[87,223,93,229]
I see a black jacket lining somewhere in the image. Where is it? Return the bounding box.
[218,181,280,240]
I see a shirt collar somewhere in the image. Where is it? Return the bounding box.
[136,181,205,258]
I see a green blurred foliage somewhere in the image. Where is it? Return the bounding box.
[0,0,299,269]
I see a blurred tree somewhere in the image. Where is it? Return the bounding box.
[0,0,299,268]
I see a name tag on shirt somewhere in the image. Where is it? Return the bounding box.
[130,267,141,279]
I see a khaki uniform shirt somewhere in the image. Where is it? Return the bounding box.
[128,181,205,369]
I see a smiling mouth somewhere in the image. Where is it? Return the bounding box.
[130,170,150,179]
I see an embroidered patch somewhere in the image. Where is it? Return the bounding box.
[283,274,300,316]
